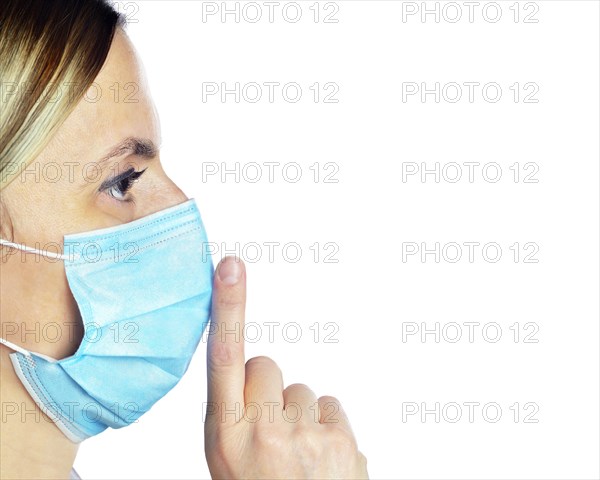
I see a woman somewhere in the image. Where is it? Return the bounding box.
[0,1,368,478]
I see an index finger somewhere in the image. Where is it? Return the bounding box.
[206,256,247,412]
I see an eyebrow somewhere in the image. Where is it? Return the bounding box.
[99,137,159,164]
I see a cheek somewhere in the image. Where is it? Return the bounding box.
[1,251,83,359]
[2,165,117,242]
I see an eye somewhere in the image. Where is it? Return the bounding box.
[100,167,147,202]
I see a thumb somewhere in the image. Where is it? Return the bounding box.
[206,256,247,412]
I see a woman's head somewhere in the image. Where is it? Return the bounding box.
[1,0,124,190]
[0,0,187,359]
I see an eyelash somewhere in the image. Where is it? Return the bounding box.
[100,167,147,202]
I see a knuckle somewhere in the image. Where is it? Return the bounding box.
[285,382,311,393]
[318,395,344,424]
[206,428,243,468]
[291,426,321,461]
[208,341,237,368]
[215,289,244,308]
[253,424,284,451]
[326,428,358,455]
[246,355,279,372]
[319,395,340,404]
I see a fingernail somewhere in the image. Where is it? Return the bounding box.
[217,256,241,285]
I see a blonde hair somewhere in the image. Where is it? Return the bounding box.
[0,0,125,190]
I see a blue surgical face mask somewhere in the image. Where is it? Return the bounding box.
[0,199,213,442]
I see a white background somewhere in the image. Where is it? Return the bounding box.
[74,1,599,479]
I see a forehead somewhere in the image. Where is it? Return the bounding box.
[53,29,160,159]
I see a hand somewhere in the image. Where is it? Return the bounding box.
[204,256,369,480]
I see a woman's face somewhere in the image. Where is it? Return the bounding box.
[0,29,186,359]
[4,29,186,231]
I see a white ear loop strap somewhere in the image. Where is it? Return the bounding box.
[0,337,32,356]
[0,238,69,260]
[0,337,58,363]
